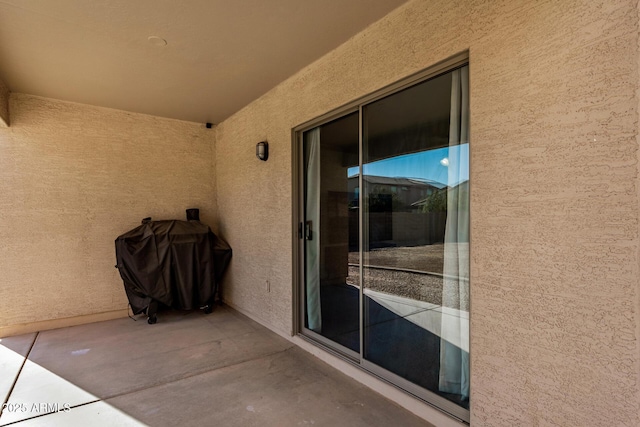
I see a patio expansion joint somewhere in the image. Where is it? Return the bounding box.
[0,333,39,420]
[100,344,297,402]
[0,341,295,426]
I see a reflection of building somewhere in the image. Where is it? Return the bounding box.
[348,174,445,211]
[347,175,452,249]
[411,180,469,214]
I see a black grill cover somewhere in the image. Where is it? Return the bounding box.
[115,219,232,315]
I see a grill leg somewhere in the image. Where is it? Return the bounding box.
[147,300,158,324]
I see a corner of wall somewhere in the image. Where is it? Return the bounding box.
[0,77,10,127]
[636,0,640,412]
[205,122,218,234]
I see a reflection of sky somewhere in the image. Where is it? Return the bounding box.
[348,143,469,187]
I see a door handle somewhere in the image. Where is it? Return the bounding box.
[305,221,313,241]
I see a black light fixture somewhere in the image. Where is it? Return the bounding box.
[256,141,269,161]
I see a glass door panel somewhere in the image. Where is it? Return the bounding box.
[298,61,470,418]
[303,112,360,354]
[362,67,469,408]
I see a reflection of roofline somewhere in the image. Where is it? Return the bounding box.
[411,198,429,207]
[410,180,469,206]
[349,174,446,189]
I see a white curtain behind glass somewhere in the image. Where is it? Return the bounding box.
[439,66,470,400]
[305,127,322,332]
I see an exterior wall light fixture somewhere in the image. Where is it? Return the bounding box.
[256,141,269,161]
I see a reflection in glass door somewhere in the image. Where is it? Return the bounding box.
[362,67,469,409]
[303,112,360,354]
[299,62,469,418]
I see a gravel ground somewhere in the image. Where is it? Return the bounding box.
[349,244,445,273]
[345,244,469,310]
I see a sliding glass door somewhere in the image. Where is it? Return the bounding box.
[302,112,360,356]
[298,60,469,420]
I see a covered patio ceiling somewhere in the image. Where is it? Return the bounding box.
[0,0,408,124]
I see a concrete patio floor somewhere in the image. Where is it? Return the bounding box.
[0,305,433,426]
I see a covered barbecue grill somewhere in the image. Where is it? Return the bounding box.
[115,209,231,324]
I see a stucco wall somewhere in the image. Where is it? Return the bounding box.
[215,0,640,425]
[0,94,216,330]
[0,77,9,126]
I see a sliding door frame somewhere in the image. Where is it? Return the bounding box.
[292,51,470,423]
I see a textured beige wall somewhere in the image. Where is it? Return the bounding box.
[215,0,640,425]
[0,77,9,126]
[0,94,216,330]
